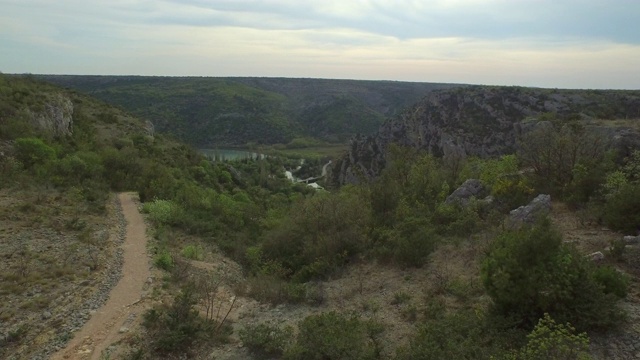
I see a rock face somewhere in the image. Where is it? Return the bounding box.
[332,86,640,185]
[508,194,552,227]
[28,94,74,137]
[445,179,487,206]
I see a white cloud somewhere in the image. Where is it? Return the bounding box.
[0,0,639,88]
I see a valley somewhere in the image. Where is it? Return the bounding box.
[1,73,640,360]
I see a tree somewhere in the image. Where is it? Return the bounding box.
[482,219,626,330]
[518,119,607,199]
[14,137,55,168]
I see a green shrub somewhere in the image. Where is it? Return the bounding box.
[387,218,439,267]
[154,250,173,271]
[482,219,626,330]
[601,183,640,234]
[143,286,222,355]
[397,310,510,360]
[142,199,183,226]
[497,313,591,360]
[14,137,55,169]
[285,311,383,360]
[592,266,629,298]
[181,245,204,260]
[239,323,293,359]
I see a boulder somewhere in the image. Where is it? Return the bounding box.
[623,235,640,245]
[445,179,487,206]
[508,194,551,227]
[587,251,605,262]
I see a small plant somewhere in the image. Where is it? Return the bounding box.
[285,311,384,360]
[608,238,626,261]
[154,250,173,271]
[181,244,203,260]
[592,266,629,298]
[239,323,293,359]
[401,304,418,322]
[391,291,411,305]
[499,313,591,360]
[142,199,182,225]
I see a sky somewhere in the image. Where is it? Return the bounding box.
[1,0,639,89]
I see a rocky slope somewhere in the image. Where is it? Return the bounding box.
[333,86,640,184]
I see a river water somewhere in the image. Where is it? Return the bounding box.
[200,149,264,161]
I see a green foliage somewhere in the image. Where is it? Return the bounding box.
[285,312,383,360]
[592,266,629,298]
[397,310,513,360]
[261,188,371,281]
[154,250,173,271]
[142,199,183,226]
[239,323,294,359]
[143,286,222,355]
[482,220,626,330]
[601,183,640,234]
[518,120,608,200]
[497,314,591,360]
[14,137,56,169]
[38,76,444,146]
[181,245,204,260]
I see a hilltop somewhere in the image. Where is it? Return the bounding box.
[36,75,459,147]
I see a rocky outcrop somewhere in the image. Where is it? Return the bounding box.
[28,94,74,137]
[333,86,640,185]
[445,179,487,206]
[508,194,552,227]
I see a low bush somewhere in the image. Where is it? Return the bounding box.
[142,199,183,226]
[498,313,591,360]
[154,250,173,271]
[482,219,626,330]
[397,310,514,360]
[592,266,629,298]
[181,244,203,260]
[601,183,640,234]
[239,323,294,359]
[285,311,384,360]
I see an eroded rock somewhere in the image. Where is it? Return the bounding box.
[445,179,487,206]
[508,194,551,227]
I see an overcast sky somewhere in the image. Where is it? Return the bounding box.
[1,0,639,89]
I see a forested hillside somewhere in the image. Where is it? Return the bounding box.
[36,75,458,147]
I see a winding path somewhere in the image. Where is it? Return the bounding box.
[52,193,151,360]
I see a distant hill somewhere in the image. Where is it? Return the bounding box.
[36,75,460,147]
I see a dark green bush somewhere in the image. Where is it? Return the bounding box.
[239,323,293,359]
[143,287,206,354]
[497,313,591,360]
[14,137,55,168]
[601,183,640,234]
[482,219,626,330]
[592,266,629,298]
[396,310,514,360]
[285,311,383,360]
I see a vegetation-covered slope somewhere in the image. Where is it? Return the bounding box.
[0,74,315,358]
[36,75,459,146]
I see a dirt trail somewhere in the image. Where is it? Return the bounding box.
[52,193,151,360]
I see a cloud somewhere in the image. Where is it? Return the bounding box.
[0,0,639,88]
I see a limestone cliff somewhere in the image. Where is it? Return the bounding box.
[28,94,74,137]
[333,86,640,185]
